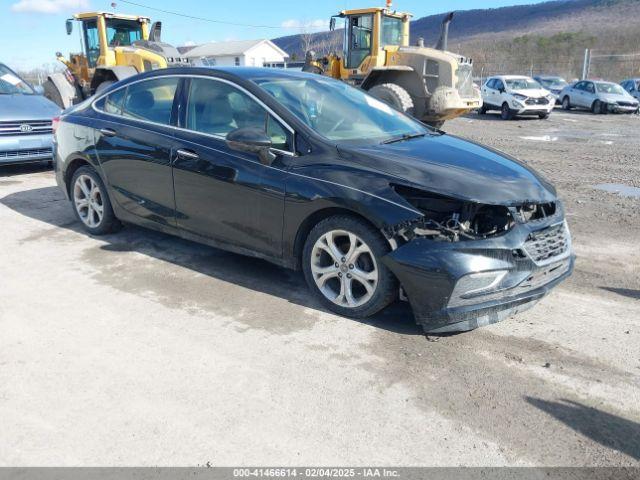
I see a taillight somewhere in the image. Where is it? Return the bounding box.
[52,116,60,134]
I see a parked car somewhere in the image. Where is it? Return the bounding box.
[480,75,555,119]
[533,75,568,104]
[620,78,640,103]
[0,63,60,166]
[559,80,639,114]
[54,68,574,333]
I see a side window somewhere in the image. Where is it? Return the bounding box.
[586,82,595,94]
[82,20,100,68]
[185,78,292,151]
[485,79,494,89]
[495,80,505,91]
[122,77,179,125]
[573,82,584,91]
[104,88,126,114]
[266,115,292,151]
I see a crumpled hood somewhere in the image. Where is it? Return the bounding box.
[0,94,60,121]
[338,133,557,206]
[511,88,550,98]
[599,92,637,103]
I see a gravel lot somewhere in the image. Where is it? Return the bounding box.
[0,110,638,466]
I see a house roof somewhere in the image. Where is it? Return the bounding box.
[183,39,288,59]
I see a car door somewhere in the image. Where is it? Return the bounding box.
[171,76,294,258]
[570,81,585,107]
[94,77,180,226]
[583,81,596,108]
[482,79,496,107]
[493,79,506,106]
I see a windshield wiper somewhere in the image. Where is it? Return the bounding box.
[381,132,427,145]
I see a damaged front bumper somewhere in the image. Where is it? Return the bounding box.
[382,216,574,333]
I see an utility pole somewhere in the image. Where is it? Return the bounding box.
[582,48,591,80]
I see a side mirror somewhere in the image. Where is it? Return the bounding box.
[329,17,336,31]
[499,87,505,93]
[226,127,276,166]
[65,19,73,35]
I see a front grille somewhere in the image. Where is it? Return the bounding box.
[456,64,475,98]
[525,97,549,105]
[524,223,569,264]
[0,148,52,159]
[0,120,53,136]
[616,101,637,107]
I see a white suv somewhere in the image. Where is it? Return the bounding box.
[480,75,555,120]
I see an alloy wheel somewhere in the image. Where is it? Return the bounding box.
[310,229,379,308]
[73,174,104,228]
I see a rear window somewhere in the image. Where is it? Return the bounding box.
[121,78,179,125]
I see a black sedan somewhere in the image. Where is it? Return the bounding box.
[53,67,574,333]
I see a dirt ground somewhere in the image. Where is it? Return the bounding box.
[0,109,638,466]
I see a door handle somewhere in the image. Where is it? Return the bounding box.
[176,148,199,160]
[100,128,116,137]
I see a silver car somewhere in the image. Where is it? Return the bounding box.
[620,78,640,103]
[559,79,639,114]
[0,63,60,166]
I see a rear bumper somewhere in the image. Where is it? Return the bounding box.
[0,133,53,165]
[382,216,574,333]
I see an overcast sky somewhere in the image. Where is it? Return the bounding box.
[1,0,551,70]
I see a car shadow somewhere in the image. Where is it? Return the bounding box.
[0,161,52,177]
[599,286,640,301]
[525,397,640,460]
[1,185,424,336]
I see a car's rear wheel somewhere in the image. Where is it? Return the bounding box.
[562,96,571,110]
[501,103,514,120]
[302,215,397,318]
[71,166,120,235]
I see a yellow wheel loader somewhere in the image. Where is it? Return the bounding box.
[303,2,482,128]
[44,11,189,108]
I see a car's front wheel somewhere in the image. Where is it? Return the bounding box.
[501,103,514,120]
[302,215,397,318]
[71,166,120,235]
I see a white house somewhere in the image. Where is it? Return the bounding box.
[182,39,289,67]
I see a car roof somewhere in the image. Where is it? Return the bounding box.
[490,75,535,81]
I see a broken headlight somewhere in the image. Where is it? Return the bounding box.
[391,185,515,242]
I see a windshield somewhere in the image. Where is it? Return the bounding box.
[505,78,542,90]
[255,76,427,143]
[538,77,567,89]
[0,64,34,95]
[381,15,403,47]
[106,18,143,47]
[596,82,625,95]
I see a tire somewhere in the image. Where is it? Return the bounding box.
[43,79,64,109]
[500,102,514,120]
[94,80,115,96]
[562,96,571,110]
[368,83,415,117]
[592,99,602,114]
[302,215,398,318]
[70,166,121,235]
[478,104,487,115]
[538,113,550,119]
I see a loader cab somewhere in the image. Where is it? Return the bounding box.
[65,12,150,72]
[331,7,410,73]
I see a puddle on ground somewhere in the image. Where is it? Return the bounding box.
[519,131,622,145]
[593,183,640,199]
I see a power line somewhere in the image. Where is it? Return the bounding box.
[116,0,304,29]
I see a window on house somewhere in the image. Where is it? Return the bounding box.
[235,57,241,66]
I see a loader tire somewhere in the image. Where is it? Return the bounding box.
[368,83,415,117]
[43,79,64,109]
